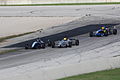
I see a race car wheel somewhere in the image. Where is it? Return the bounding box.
[89,32,93,37]
[42,47,45,49]
[113,29,117,35]
[51,42,55,48]
[25,47,28,49]
[47,41,52,47]
[36,45,41,49]
[42,44,45,49]
[25,46,29,49]
[25,44,29,49]
[75,40,79,46]
[59,45,62,48]
[68,42,72,48]
[52,45,54,48]
[65,45,67,48]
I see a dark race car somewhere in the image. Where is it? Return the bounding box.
[46,39,52,47]
[89,26,117,37]
[25,39,45,49]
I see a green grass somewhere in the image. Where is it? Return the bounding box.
[0,31,35,43]
[58,68,120,80]
[0,2,120,6]
[0,49,20,54]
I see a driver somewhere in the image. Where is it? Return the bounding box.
[101,26,105,30]
[101,26,107,33]
[63,37,67,41]
[63,37,71,42]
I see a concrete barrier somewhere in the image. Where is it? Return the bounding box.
[0,0,120,5]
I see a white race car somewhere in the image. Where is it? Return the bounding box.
[51,38,79,48]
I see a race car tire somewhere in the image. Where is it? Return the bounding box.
[113,29,117,35]
[68,42,72,48]
[52,45,55,48]
[58,45,62,48]
[42,47,45,49]
[25,46,29,49]
[51,42,55,48]
[36,45,40,49]
[89,32,93,37]
[42,44,45,49]
[75,40,79,46]
[47,41,52,47]
[65,45,67,48]
[25,44,29,49]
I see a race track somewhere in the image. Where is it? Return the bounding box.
[0,5,120,72]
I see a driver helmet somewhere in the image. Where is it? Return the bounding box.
[63,37,67,40]
[36,38,41,42]
[101,26,105,30]
[36,39,39,42]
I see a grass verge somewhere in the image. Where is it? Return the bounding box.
[58,68,120,80]
[0,49,20,55]
[0,31,35,43]
[0,2,120,6]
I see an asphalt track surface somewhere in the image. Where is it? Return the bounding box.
[1,5,120,70]
[0,23,120,70]
[0,5,120,17]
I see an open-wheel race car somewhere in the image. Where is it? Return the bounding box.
[89,26,117,37]
[51,37,79,48]
[25,39,45,49]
